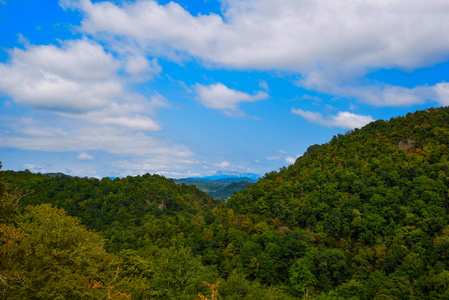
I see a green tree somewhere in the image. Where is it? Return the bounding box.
[5,204,114,299]
[289,256,317,298]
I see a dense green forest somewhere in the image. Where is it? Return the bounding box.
[2,107,449,299]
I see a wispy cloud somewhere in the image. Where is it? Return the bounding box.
[215,161,230,168]
[77,152,94,160]
[0,39,122,112]
[266,156,281,161]
[298,76,444,107]
[109,156,199,177]
[292,109,374,129]
[258,80,269,91]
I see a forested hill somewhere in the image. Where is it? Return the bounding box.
[2,171,215,251]
[226,106,449,298]
[228,106,449,222]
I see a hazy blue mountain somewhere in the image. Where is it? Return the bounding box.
[184,171,260,182]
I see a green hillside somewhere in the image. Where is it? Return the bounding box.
[209,181,254,200]
[2,107,449,299]
[1,171,215,252]
[227,106,449,298]
[174,178,228,194]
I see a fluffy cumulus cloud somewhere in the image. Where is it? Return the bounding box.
[0,39,167,126]
[194,83,268,113]
[0,39,122,112]
[0,38,196,172]
[62,0,449,107]
[124,56,162,82]
[434,83,449,105]
[69,0,449,72]
[292,109,374,129]
[285,156,296,164]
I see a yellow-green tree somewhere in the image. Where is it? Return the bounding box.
[3,203,116,299]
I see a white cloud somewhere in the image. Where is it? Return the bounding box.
[23,164,45,173]
[0,39,168,118]
[124,56,162,81]
[157,171,202,179]
[1,120,192,156]
[345,85,433,107]
[349,103,357,110]
[72,0,449,74]
[99,116,162,131]
[0,39,181,156]
[0,39,122,112]
[215,161,231,168]
[266,156,281,161]
[434,82,449,105]
[258,80,269,91]
[299,76,440,107]
[194,83,268,112]
[21,126,68,138]
[292,109,374,129]
[278,149,286,155]
[336,111,376,129]
[66,0,449,107]
[110,156,199,177]
[285,156,296,164]
[77,152,94,160]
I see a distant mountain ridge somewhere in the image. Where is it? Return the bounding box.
[43,172,72,178]
[184,171,260,182]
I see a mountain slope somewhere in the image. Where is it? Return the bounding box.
[2,171,215,252]
[208,181,254,200]
[226,106,449,298]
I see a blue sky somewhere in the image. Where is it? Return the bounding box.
[1,0,449,178]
